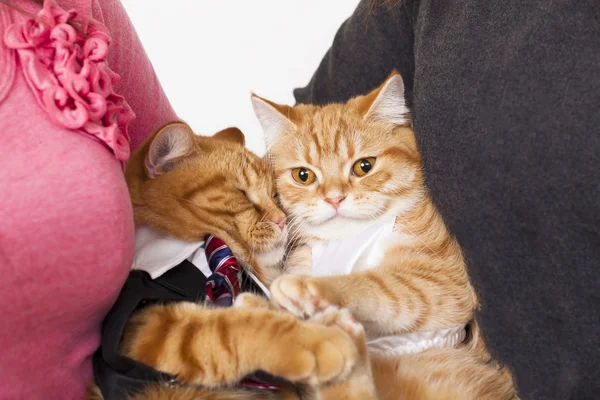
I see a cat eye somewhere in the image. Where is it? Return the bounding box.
[291,167,316,185]
[352,157,376,177]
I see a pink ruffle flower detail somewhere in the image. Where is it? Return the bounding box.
[4,0,134,164]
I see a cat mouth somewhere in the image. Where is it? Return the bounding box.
[318,207,389,225]
[314,212,339,224]
[319,213,361,224]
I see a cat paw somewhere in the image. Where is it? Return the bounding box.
[270,275,332,319]
[309,307,375,398]
[309,307,370,363]
[249,221,286,253]
[273,320,359,385]
[234,296,358,385]
[233,293,273,310]
[309,307,365,345]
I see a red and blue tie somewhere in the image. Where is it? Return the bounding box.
[204,235,241,307]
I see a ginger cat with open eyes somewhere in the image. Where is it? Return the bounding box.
[251,71,519,399]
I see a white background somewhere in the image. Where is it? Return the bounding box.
[122,0,360,155]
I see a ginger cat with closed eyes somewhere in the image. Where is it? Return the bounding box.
[252,71,519,399]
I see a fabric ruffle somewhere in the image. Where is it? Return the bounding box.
[0,5,16,105]
[3,0,134,163]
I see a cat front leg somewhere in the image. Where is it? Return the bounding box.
[126,303,361,388]
[270,274,336,318]
[270,262,475,335]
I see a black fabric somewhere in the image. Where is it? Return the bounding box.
[93,261,285,400]
[93,261,206,400]
[294,1,600,399]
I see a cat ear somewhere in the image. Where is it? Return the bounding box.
[251,94,297,150]
[146,122,196,178]
[360,70,410,126]
[213,127,245,146]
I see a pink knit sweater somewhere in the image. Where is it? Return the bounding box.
[0,1,176,398]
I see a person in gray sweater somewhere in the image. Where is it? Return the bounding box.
[294,1,599,399]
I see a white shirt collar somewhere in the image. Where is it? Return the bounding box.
[131,226,209,279]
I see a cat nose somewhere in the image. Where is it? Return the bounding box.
[324,195,346,210]
[272,213,286,231]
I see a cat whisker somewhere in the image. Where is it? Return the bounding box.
[286,213,306,231]
[284,218,304,246]
[285,219,310,252]
[286,224,305,246]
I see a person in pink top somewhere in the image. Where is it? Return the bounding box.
[0,0,177,398]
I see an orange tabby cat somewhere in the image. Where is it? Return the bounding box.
[89,122,377,400]
[251,71,519,399]
[126,122,286,282]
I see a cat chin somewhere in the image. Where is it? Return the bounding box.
[301,196,421,241]
[303,216,384,240]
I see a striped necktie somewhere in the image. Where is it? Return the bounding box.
[204,235,241,307]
